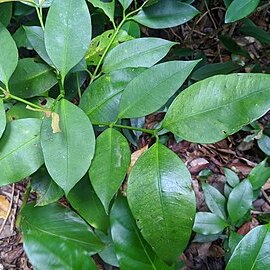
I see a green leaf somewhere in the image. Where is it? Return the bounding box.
[219,35,249,57]
[0,0,34,4]
[0,23,18,86]
[6,97,54,121]
[0,3,12,27]
[9,58,57,98]
[80,68,145,123]
[225,0,260,23]
[131,0,200,29]
[41,99,95,194]
[13,26,31,49]
[226,225,270,270]
[190,62,241,81]
[228,231,243,256]
[89,128,130,213]
[163,74,270,144]
[193,212,229,235]
[118,60,199,118]
[127,143,196,264]
[0,99,6,138]
[0,119,44,186]
[248,159,270,190]
[240,19,270,45]
[88,0,115,23]
[44,0,91,80]
[202,183,227,219]
[85,29,134,66]
[102,38,177,73]
[67,176,109,233]
[21,203,103,270]
[118,0,132,10]
[96,230,119,267]
[227,179,253,224]
[224,168,239,187]
[121,21,141,38]
[2,0,52,7]
[24,26,53,66]
[31,166,64,206]
[111,195,173,270]
[258,134,270,155]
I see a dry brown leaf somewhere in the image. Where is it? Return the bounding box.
[51,112,61,133]
[127,145,149,175]
[0,195,10,219]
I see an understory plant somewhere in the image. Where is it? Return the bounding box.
[0,0,270,269]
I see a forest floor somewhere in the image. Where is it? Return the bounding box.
[1,1,270,269]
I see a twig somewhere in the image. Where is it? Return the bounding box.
[261,189,270,206]
[0,184,15,235]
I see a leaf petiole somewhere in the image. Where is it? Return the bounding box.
[0,87,47,111]
[92,121,158,136]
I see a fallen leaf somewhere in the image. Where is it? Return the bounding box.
[0,195,10,219]
[127,145,149,175]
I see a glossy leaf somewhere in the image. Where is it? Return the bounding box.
[193,212,229,235]
[240,19,270,45]
[111,196,173,270]
[258,134,270,155]
[118,0,132,10]
[163,74,270,144]
[13,26,31,49]
[118,60,199,118]
[121,21,141,38]
[131,0,199,29]
[224,168,239,187]
[44,0,91,80]
[0,23,18,86]
[41,99,95,194]
[89,128,130,213]
[219,35,249,58]
[228,231,243,256]
[80,68,144,123]
[1,0,51,7]
[24,26,53,65]
[9,58,57,98]
[0,99,6,138]
[85,29,133,66]
[190,62,241,81]
[226,225,270,270]
[227,179,253,224]
[88,0,115,23]
[21,203,103,270]
[0,3,12,27]
[0,119,44,186]
[31,167,64,207]
[202,183,227,219]
[248,159,270,190]
[67,176,109,233]
[225,0,260,23]
[127,143,196,264]
[102,38,177,73]
[97,230,119,267]
[0,0,34,3]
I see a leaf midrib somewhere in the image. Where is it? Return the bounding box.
[0,135,39,162]
[119,63,191,117]
[105,42,173,71]
[24,218,96,247]
[166,87,270,126]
